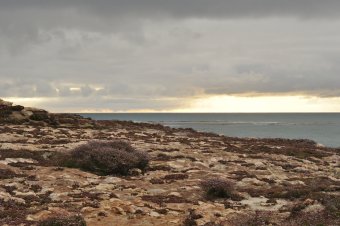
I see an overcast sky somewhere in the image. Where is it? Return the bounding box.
[1,1,340,112]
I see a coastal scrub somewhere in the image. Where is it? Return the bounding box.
[200,178,235,200]
[38,215,86,226]
[59,140,149,176]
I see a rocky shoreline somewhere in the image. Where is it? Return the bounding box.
[0,99,339,226]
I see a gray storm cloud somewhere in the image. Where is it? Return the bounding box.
[0,1,340,111]
[2,1,340,18]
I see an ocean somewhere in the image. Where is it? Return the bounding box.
[79,113,340,148]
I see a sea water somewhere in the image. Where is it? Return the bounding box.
[79,113,340,148]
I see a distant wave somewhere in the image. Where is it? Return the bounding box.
[152,121,339,126]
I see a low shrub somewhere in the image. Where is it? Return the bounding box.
[38,214,86,226]
[239,184,311,200]
[286,193,340,225]
[59,140,149,175]
[0,168,21,179]
[29,113,49,121]
[0,109,12,117]
[10,105,24,111]
[163,173,188,180]
[0,149,50,166]
[310,193,340,217]
[284,210,339,226]
[184,216,224,226]
[0,199,30,225]
[227,211,273,226]
[183,209,202,226]
[141,195,190,205]
[200,178,235,199]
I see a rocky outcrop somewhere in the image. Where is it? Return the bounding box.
[0,99,50,124]
[0,99,95,127]
[0,99,339,226]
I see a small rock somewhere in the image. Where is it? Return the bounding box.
[169,219,180,224]
[147,188,167,195]
[169,192,182,197]
[128,168,142,176]
[303,199,315,205]
[98,211,108,217]
[49,192,68,202]
[103,177,122,184]
[240,178,266,186]
[150,211,161,217]
[293,167,309,173]
[112,206,126,215]
[81,207,98,213]
[303,203,325,213]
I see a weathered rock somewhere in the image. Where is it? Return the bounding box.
[0,99,339,226]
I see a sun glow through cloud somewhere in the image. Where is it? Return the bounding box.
[5,96,340,113]
[174,95,340,113]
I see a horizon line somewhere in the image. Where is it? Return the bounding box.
[74,112,340,114]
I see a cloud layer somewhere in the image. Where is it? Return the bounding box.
[1,1,340,111]
[2,1,340,18]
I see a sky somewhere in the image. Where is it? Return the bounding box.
[1,1,340,112]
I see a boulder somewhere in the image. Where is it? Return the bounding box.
[0,99,13,106]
